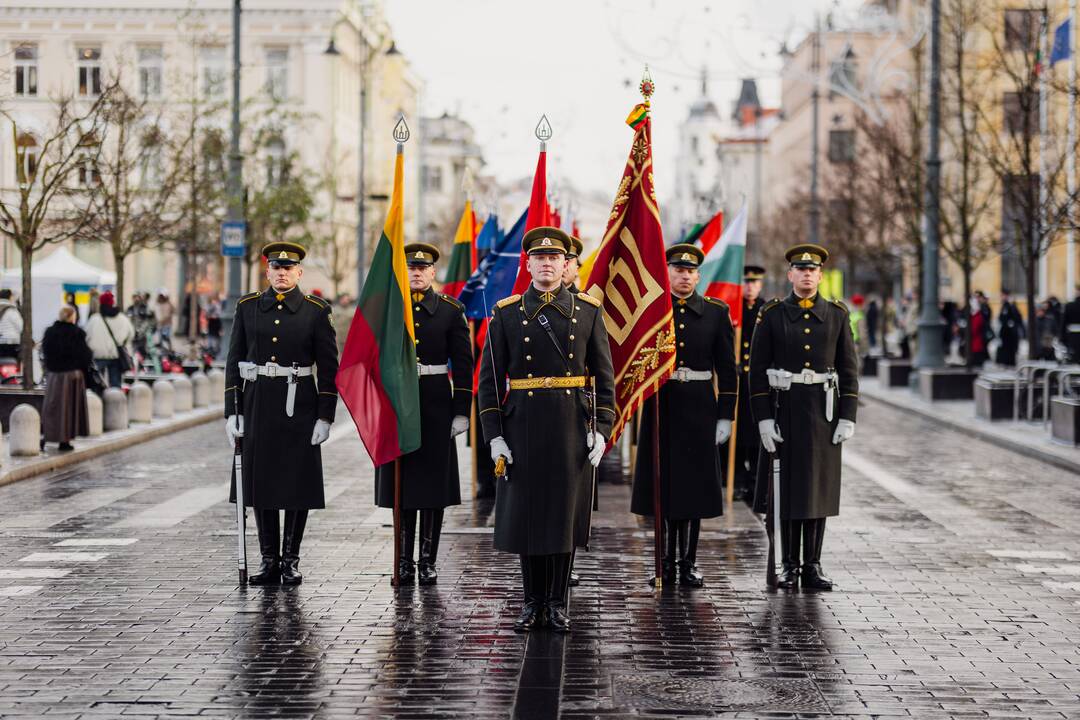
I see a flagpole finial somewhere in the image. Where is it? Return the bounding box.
[639,66,655,108]
[535,114,553,151]
[393,115,410,153]
[462,165,475,201]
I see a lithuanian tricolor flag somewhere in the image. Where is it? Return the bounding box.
[336,147,421,466]
[441,200,475,297]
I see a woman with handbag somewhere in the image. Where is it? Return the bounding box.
[41,306,91,451]
[85,291,134,388]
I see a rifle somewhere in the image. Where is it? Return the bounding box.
[232,384,248,585]
[480,287,508,480]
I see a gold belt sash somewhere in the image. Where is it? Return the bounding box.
[508,375,587,390]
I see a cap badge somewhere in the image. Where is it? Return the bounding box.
[681,253,692,262]
[414,251,424,259]
[801,252,812,261]
[541,238,553,246]
[278,250,288,259]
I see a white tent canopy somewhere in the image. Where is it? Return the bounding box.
[1,247,116,341]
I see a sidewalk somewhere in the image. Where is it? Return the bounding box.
[860,376,1080,474]
[0,404,221,487]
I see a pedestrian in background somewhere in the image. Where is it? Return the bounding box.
[964,291,992,367]
[85,291,134,388]
[155,290,175,350]
[0,288,23,360]
[882,296,898,357]
[848,294,869,359]
[866,296,880,352]
[995,289,1023,367]
[40,305,91,452]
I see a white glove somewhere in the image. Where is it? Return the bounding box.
[490,436,513,465]
[715,419,732,445]
[450,415,469,437]
[766,368,792,390]
[310,419,331,445]
[225,415,244,447]
[758,419,783,454]
[587,430,606,467]
[832,419,855,445]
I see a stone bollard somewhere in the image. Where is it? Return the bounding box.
[172,375,193,412]
[103,388,128,431]
[207,369,225,404]
[128,381,152,423]
[9,404,40,457]
[191,371,210,407]
[84,390,103,436]
[152,378,175,418]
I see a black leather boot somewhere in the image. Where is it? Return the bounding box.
[418,508,444,586]
[649,519,678,587]
[396,510,417,585]
[248,509,281,585]
[800,519,833,590]
[280,510,308,585]
[547,552,573,633]
[568,549,580,587]
[678,519,705,587]
[777,520,801,589]
[513,554,544,632]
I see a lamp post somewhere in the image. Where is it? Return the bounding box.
[220,0,243,360]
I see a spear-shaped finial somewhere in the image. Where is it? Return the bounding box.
[393,115,410,153]
[639,65,655,108]
[535,114,553,151]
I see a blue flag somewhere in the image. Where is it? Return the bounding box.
[475,213,500,251]
[1051,18,1071,66]
[458,209,527,320]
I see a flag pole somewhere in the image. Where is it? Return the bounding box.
[469,321,478,500]
[390,117,410,589]
[651,394,663,588]
[725,324,742,504]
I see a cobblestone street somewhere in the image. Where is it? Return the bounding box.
[0,399,1078,718]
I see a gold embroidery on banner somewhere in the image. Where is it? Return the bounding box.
[631,137,649,166]
[620,328,676,399]
[601,227,665,345]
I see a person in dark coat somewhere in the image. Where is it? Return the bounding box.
[750,243,859,591]
[374,242,474,586]
[730,264,766,504]
[964,291,993,367]
[478,226,615,633]
[865,297,880,351]
[1062,293,1080,362]
[224,241,339,586]
[995,289,1024,367]
[562,235,584,294]
[40,305,91,451]
[631,244,738,587]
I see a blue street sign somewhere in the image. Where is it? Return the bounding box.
[221,221,246,257]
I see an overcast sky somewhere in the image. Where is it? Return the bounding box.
[385,0,861,207]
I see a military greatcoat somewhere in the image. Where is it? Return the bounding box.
[631,292,738,520]
[375,288,473,510]
[225,286,339,510]
[749,292,859,519]
[478,285,616,555]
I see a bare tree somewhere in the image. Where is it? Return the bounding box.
[306,163,354,300]
[0,88,115,387]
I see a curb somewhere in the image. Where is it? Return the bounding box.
[861,388,1080,476]
[0,407,221,488]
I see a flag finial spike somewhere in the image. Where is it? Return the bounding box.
[640,66,655,108]
[393,114,410,152]
[535,114,553,151]
[462,165,475,201]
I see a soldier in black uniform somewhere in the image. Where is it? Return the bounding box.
[225,241,339,585]
[562,235,584,294]
[631,244,738,587]
[478,226,615,632]
[750,243,858,590]
[731,265,766,503]
[374,243,474,585]
[1062,291,1080,361]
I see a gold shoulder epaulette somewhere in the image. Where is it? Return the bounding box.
[756,298,782,322]
[440,294,465,310]
[238,292,260,305]
[495,294,521,309]
[305,294,330,308]
[577,292,602,307]
[831,298,849,313]
[704,296,728,309]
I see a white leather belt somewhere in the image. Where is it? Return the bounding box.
[766,368,840,422]
[237,361,314,418]
[418,363,449,376]
[671,368,712,382]
[1068,324,1080,333]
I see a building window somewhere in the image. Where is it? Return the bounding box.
[266,137,286,186]
[828,129,855,163]
[14,43,38,97]
[1000,173,1034,293]
[1004,91,1039,135]
[265,47,288,100]
[138,46,163,99]
[14,132,38,183]
[201,46,226,99]
[421,164,443,192]
[1004,9,1039,52]
[202,130,225,177]
[77,46,102,97]
[139,130,164,188]
[76,133,101,187]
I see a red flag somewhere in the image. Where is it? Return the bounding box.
[696,211,724,255]
[510,151,550,295]
[583,101,675,445]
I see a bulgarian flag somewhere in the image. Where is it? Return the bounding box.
[335,146,421,466]
[690,211,723,254]
[442,200,476,297]
[510,150,551,295]
[700,203,748,328]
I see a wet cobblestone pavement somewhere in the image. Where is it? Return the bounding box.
[0,400,1079,718]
